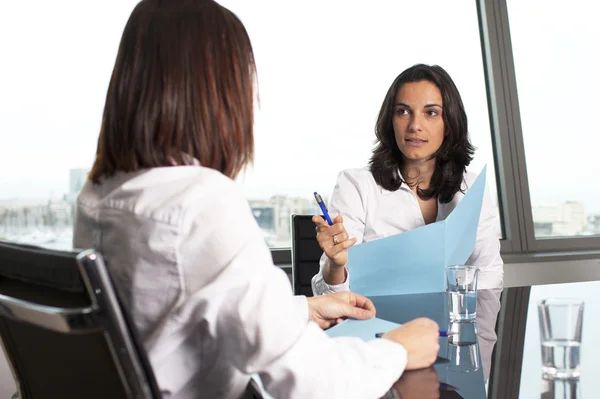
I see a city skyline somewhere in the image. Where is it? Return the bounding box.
[1,166,598,251]
[2,165,599,215]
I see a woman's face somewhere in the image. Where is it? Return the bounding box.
[393,80,445,164]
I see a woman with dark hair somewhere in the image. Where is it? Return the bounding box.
[312,64,503,297]
[73,2,440,399]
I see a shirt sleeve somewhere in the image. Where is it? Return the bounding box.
[465,182,504,290]
[312,169,367,296]
[292,295,309,322]
[311,264,350,295]
[182,183,407,399]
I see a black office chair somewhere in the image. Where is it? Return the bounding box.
[290,214,324,296]
[0,242,162,399]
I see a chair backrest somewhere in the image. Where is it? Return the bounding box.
[290,215,324,296]
[0,242,161,399]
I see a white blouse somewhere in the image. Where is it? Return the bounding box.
[312,167,504,295]
[74,164,407,399]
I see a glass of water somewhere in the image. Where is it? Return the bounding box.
[538,298,584,380]
[446,265,478,322]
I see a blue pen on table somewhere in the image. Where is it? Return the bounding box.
[313,192,333,226]
[375,330,456,338]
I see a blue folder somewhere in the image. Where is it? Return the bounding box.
[347,166,487,297]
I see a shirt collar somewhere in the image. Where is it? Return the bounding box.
[380,168,411,196]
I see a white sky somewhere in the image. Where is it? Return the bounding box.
[0,0,598,213]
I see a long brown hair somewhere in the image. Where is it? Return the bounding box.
[90,0,256,183]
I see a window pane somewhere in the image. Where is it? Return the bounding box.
[507,0,600,239]
[0,1,501,250]
[223,0,501,248]
[0,1,140,250]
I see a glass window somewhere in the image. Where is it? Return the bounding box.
[0,1,140,250]
[0,1,501,250]
[223,0,502,247]
[507,0,600,239]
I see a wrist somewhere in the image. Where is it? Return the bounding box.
[325,254,347,269]
[323,261,348,285]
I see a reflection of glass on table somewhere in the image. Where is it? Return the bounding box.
[448,343,480,373]
[540,378,581,399]
[447,321,479,373]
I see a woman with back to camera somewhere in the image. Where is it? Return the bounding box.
[311,64,503,298]
[73,1,441,398]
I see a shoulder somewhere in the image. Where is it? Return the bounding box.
[79,166,252,227]
[336,166,377,189]
[177,167,254,226]
[175,167,260,261]
[178,166,243,204]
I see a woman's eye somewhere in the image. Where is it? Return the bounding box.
[427,110,439,117]
[395,108,408,116]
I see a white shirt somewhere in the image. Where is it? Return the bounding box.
[312,167,504,295]
[73,164,407,399]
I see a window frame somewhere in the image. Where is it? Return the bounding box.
[479,0,600,254]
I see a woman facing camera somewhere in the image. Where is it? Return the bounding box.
[312,64,503,296]
[73,2,441,399]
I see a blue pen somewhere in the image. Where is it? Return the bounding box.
[375,330,456,338]
[313,192,333,226]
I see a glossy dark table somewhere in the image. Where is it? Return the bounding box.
[376,289,501,399]
[376,281,600,399]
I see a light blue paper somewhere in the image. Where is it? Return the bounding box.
[348,166,487,296]
[325,317,401,341]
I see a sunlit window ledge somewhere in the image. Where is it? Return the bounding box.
[502,251,600,288]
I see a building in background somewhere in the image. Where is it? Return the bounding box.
[249,195,321,248]
[66,168,89,203]
[533,201,588,237]
[3,173,600,251]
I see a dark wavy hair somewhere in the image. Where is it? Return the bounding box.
[90,0,255,183]
[369,64,475,203]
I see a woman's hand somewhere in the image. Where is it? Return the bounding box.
[383,318,440,371]
[313,214,357,268]
[306,291,375,329]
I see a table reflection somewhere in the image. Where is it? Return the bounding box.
[392,367,440,399]
[540,378,581,399]
[382,367,469,399]
[373,288,501,399]
[447,322,480,373]
[472,288,502,381]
